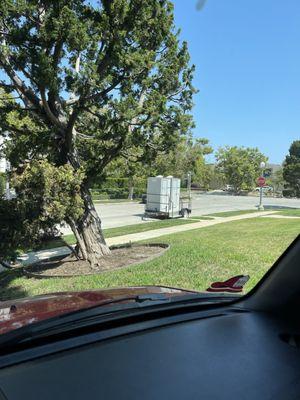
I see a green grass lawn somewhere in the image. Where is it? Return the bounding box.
[274,209,300,217]
[1,218,298,301]
[205,209,261,218]
[32,218,205,252]
[188,216,214,220]
[103,218,202,237]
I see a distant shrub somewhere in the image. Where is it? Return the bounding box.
[282,189,295,198]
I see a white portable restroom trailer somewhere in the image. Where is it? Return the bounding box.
[145,176,186,219]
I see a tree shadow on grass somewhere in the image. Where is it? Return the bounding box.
[202,191,235,196]
[0,269,28,302]
[264,205,299,211]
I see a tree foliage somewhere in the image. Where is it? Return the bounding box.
[0,160,84,261]
[0,0,194,174]
[206,165,226,190]
[216,146,267,193]
[283,140,300,198]
[151,137,212,185]
[268,167,284,193]
[102,156,148,199]
[93,136,212,197]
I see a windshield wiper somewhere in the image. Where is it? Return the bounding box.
[0,292,239,349]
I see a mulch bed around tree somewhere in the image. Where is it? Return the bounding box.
[24,243,169,278]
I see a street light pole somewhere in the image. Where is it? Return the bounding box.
[258,162,266,211]
[187,172,192,199]
[186,171,192,215]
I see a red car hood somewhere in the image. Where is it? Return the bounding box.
[0,286,195,335]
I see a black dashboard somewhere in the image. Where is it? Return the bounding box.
[0,309,299,399]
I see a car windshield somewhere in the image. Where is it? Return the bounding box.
[0,0,299,331]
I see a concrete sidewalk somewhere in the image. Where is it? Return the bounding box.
[14,210,278,268]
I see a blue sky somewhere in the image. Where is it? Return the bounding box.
[172,0,300,163]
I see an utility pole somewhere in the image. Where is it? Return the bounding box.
[187,172,192,199]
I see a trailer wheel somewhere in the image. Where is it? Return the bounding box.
[180,208,189,218]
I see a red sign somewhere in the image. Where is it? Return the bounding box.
[257,177,266,187]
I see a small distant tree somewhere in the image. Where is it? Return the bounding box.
[152,137,213,185]
[216,146,267,194]
[207,165,226,190]
[269,167,285,193]
[283,141,300,198]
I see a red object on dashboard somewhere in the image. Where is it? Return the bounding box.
[207,275,250,293]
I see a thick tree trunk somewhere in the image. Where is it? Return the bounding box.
[67,185,111,270]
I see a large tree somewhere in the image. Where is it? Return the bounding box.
[283,140,300,198]
[216,146,267,194]
[0,0,195,267]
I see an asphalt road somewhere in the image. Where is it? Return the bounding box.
[98,193,300,228]
[61,193,300,234]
